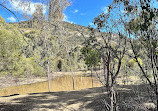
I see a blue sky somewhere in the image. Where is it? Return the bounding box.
[63,0,113,26]
[0,0,112,26]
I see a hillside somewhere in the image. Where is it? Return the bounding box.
[1,17,99,78]
[1,17,131,77]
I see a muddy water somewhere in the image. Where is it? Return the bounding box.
[0,75,101,97]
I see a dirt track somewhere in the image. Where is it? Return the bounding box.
[0,87,106,111]
[0,85,156,111]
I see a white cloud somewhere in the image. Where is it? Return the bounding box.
[102,7,108,14]
[63,14,74,24]
[9,0,46,15]
[7,16,16,22]
[73,9,79,13]
[121,10,128,13]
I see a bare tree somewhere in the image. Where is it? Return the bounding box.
[48,0,71,21]
[82,7,127,110]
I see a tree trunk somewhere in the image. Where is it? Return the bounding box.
[91,67,93,88]
[48,0,52,21]
[156,91,158,111]
[47,58,51,92]
[109,86,117,111]
[72,73,75,90]
[157,98,158,111]
[110,88,114,111]
[66,47,75,90]
[69,57,75,90]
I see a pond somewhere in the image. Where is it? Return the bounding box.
[0,75,101,97]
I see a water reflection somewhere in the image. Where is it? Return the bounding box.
[0,75,101,96]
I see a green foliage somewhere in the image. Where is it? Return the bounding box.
[0,17,102,77]
[128,58,142,67]
[126,10,157,33]
[128,59,135,67]
[121,56,130,67]
[81,47,101,68]
[0,23,45,77]
[0,29,23,76]
[0,15,5,23]
[126,18,141,34]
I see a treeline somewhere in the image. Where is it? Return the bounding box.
[0,16,87,77]
[0,16,44,77]
[0,15,144,78]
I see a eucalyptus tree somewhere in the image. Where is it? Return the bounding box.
[81,6,127,110]
[81,47,101,87]
[114,0,158,109]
